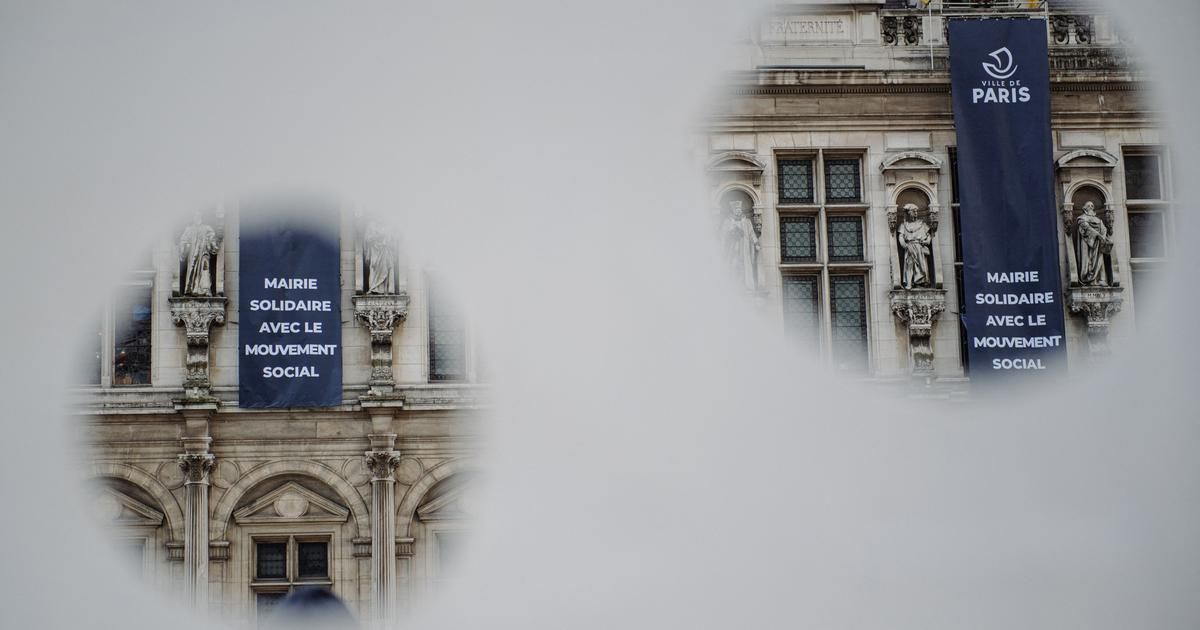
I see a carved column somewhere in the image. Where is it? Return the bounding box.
[179,444,214,609]
[353,294,410,397]
[890,289,948,378]
[364,440,401,623]
[169,296,227,400]
[1068,286,1124,356]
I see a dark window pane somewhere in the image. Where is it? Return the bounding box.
[256,592,287,622]
[949,148,960,205]
[428,279,466,382]
[955,266,969,373]
[113,285,152,386]
[824,159,862,203]
[1124,154,1163,200]
[780,216,817,263]
[951,205,963,263]
[256,542,287,580]
[830,276,868,371]
[782,275,819,345]
[1128,211,1165,258]
[297,542,328,580]
[827,216,864,262]
[778,159,814,204]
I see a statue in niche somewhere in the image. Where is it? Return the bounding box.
[722,199,760,290]
[897,203,932,289]
[1075,201,1113,286]
[178,211,221,296]
[364,219,397,294]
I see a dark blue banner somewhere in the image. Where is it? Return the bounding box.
[950,18,1067,376]
[239,209,342,407]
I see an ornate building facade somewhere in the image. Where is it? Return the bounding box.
[77,207,486,626]
[705,0,1166,389]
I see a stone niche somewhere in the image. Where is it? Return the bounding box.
[881,151,948,379]
[1056,149,1124,355]
[708,151,766,236]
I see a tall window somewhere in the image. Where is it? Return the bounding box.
[82,257,154,386]
[252,536,331,622]
[1123,147,1171,319]
[426,276,467,382]
[777,152,870,371]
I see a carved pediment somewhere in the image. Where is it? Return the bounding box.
[880,151,943,172]
[416,483,475,522]
[707,151,766,176]
[1056,148,1119,170]
[93,488,165,527]
[233,481,350,525]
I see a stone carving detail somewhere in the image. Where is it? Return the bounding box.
[1052,15,1095,45]
[177,212,224,297]
[353,294,410,395]
[178,453,215,485]
[1051,15,1071,44]
[1074,15,1094,44]
[1068,286,1124,356]
[882,16,898,45]
[274,492,310,518]
[721,199,761,291]
[169,296,227,399]
[352,537,373,558]
[890,289,947,377]
[395,537,415,558]
[882,16,921,46]
[897,203,933,290]
[364,450,402,482]
[209,541,230,562]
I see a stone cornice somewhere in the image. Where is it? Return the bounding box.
[73,383,492,415]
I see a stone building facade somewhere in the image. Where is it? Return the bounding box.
[77,207,486,626]
[705,0,1167,389]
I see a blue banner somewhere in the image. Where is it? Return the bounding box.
[239,209,342,407]
[950,18,1067,376]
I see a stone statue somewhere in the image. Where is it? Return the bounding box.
[178,212,221,296]
[897,203,932,289]
[364,219,397,294]
[722,200,760,290]
[1075,201,1113,286]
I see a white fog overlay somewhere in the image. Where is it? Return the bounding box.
[1,0,1198,629]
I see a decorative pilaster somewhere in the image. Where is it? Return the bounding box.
[890,288,948,378]
[169,296,227,399]
[353,294,410,396]
[178,446,214,609]
[364,440,401,622]
[1067,286,1124,356]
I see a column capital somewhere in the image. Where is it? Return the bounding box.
[364,450,401,482]
[178,453,215,485]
